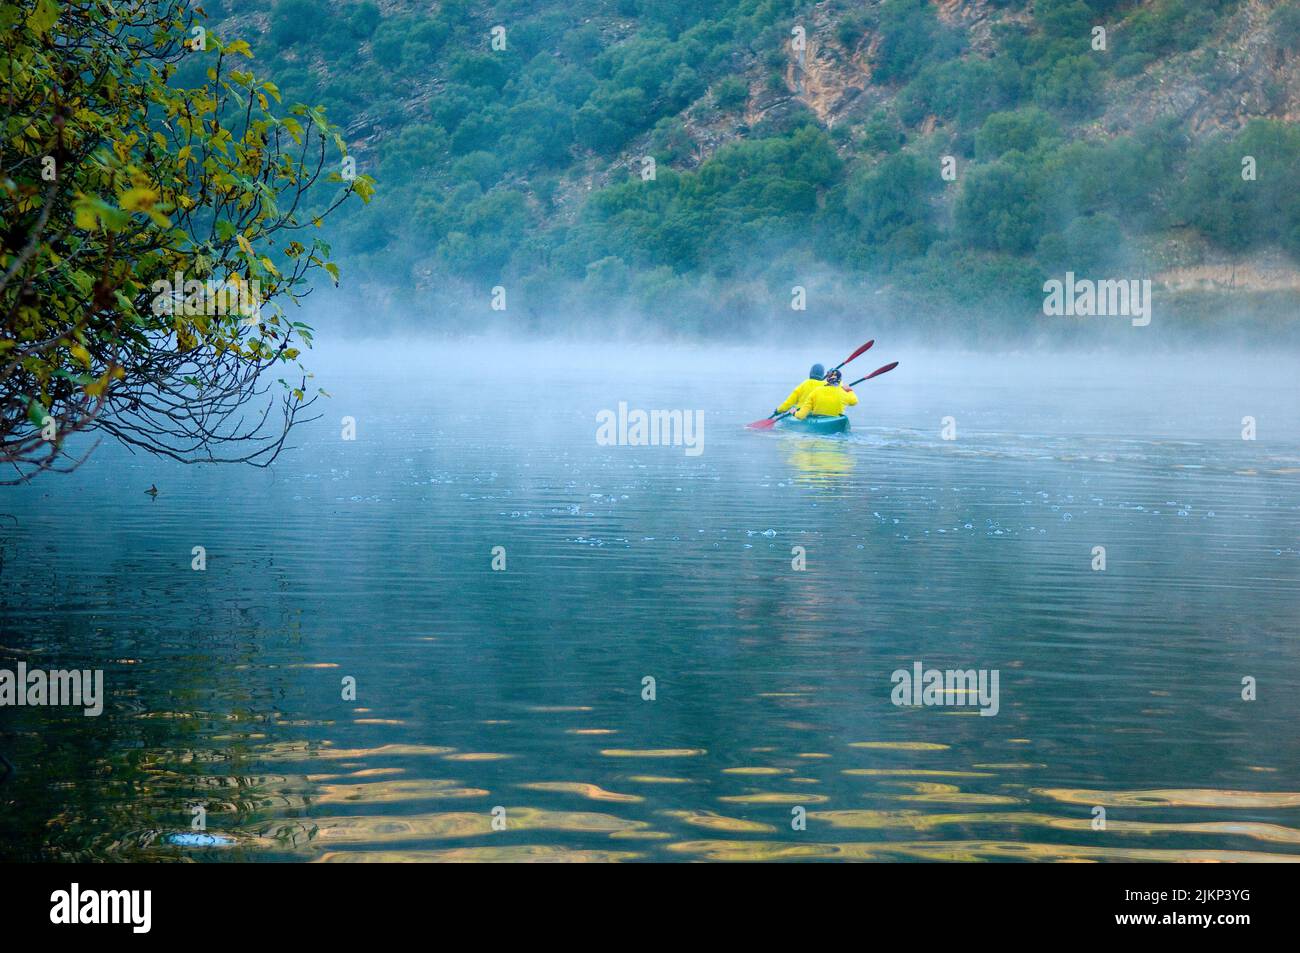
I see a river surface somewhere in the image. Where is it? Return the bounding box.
[2,342,1299,862]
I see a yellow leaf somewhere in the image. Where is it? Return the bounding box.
[119,187,158,211]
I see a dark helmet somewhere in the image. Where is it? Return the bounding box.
[824,368,842,385]
[809,363,825,380]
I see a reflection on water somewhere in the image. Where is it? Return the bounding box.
[2,346,1299,862]
[783,440,854,485]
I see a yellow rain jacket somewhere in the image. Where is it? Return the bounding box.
[777,378,825,413]
[795,383,858,420]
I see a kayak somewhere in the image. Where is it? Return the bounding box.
[776,414,850,435]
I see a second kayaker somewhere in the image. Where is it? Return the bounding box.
[774,363,826,416]
[795,368,858,420]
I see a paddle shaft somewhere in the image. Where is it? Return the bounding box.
[765,361,899,425]
[760,341,875,421]
[831,339,874,372]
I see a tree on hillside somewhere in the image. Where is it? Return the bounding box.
[1,0,374,483]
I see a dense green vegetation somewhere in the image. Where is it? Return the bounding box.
[2,0,367,479]
[189,0,1299,330]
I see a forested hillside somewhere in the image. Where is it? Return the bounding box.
[186,0,1300,334]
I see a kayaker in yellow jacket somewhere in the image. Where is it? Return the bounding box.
[775,363,826,415]
[795,368,858,420]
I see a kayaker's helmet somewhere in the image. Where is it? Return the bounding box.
[824,368,842,385]
[809,363,825,380]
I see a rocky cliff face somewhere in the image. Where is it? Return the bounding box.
[1099,1,1298,135]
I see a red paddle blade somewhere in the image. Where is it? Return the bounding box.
[836,339,874,369]
[747,417,778,430]
[848,361,899,387]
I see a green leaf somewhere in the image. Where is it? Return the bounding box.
[26,398,48,426]
[26,0,58,37]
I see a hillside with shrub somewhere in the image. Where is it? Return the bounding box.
[186,0,1300,336]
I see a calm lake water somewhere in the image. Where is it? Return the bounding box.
[2,342,1299,862]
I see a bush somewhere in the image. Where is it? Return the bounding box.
[956,155,1047,253]
[1034,54,1101,115]
[1180,120,1300,258]
[1272,5,1300,50]
[452,152,506,189]
[975,108,1061,161]
[1036,212,1125,274]
[349,2,381,39]
[1035,0,1094,40]
[713,76,749,110]
[844,153,941,264]
[873,0,962,84]
[270,0,315,46]
[859,110,905,154]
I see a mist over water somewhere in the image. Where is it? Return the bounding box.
[2,339,1298,861]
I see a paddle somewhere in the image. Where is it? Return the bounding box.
[832,339,874,372]
[846,360,899,388]
[747,341,874,430]
[747,360,898,430]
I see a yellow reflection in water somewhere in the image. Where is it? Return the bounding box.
[784,441,854,485]
[666,840,1300,863]
[314,780,490,804]
[601,748,707,757]
[309,744,457,760]
[1034,788,1300,808]
[527,706,593,712]
[718,792,829,804]
[723,767,794,776]
[443,752,515,762]
[849,742,950,751]
[808,809,1300,845]
[844,769,995,778]
[881,780,1023,805]
[518,781,644,803]
[267,807,648,846]
[316,846,642,862]
[306,768,405,781]
[661,810,777,833]
[609,830,673,840]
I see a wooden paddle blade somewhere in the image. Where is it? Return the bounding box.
[836,339,874,369]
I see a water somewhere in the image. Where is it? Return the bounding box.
[2,342,1299,862]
